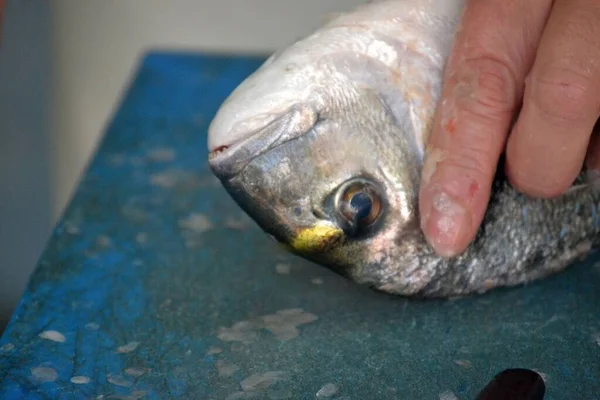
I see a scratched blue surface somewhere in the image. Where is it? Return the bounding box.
[1,52,599,399]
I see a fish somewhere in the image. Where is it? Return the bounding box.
[207,0,600,298]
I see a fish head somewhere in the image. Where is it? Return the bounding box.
[208,48,436,292]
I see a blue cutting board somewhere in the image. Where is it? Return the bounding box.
[0,52,598,400]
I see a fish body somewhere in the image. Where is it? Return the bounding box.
[207,0,600,297]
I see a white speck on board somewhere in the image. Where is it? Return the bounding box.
[70,376,91,384]
[147,147,175,162]
[261,308,319,341]
[454,359,472,367]
[311,277,324,285]
[150,171,176,187]
[85,322,100,331]
[439,390,459,400]
[225,217,249,230]
[31,366,58,383]
[116,341,140,353]
[150,169,196,188]
[129,391,148,400]
[179,213,213,234]
[96,235,112,248]
[0,343,15,352]
[217,320,262,344]
[159,298,172,309]
[240,371,287,392]
[125,367,148,378]
[65,223,80,235]
[207,346,223,355]
[39,330,66,343]
[275,263,291,275]
[136,232,148,244]
[316,382,339,398]
[107,374,133,388]
[217,308,318,344]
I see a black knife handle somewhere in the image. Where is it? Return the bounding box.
[475,368,545,400]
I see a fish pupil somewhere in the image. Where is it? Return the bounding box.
[350,192,373,221]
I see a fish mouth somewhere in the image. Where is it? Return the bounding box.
[208,105,319,181]
[208,124,283,181]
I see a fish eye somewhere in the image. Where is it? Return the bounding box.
[335,178,384,235]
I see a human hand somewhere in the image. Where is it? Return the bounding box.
[419,0,600,258]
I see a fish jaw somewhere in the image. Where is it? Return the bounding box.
[208,104,319,180]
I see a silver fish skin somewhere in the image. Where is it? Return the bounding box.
[207,0,600,298]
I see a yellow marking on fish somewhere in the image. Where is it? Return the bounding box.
[291,223,344,253]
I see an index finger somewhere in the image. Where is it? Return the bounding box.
[418,0,551,257]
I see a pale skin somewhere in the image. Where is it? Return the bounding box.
[419,0,600,258]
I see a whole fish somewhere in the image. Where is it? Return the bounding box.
[207,0,599,297]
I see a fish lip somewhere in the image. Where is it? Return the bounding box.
[208,106,319,181]
[208,127,278,181]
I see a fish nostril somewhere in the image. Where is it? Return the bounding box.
[293,207,302,217]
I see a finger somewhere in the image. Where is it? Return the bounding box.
[505,0,600,198]
[419,0,552,258]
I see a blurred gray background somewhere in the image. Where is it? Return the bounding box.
[0,0,363,330]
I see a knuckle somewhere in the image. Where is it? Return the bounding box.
[442,141,496,185]
[469,56,517,110]
[453,55,518,120]
[529,65,600,126]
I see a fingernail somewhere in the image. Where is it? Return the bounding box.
[421,189,470,258]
